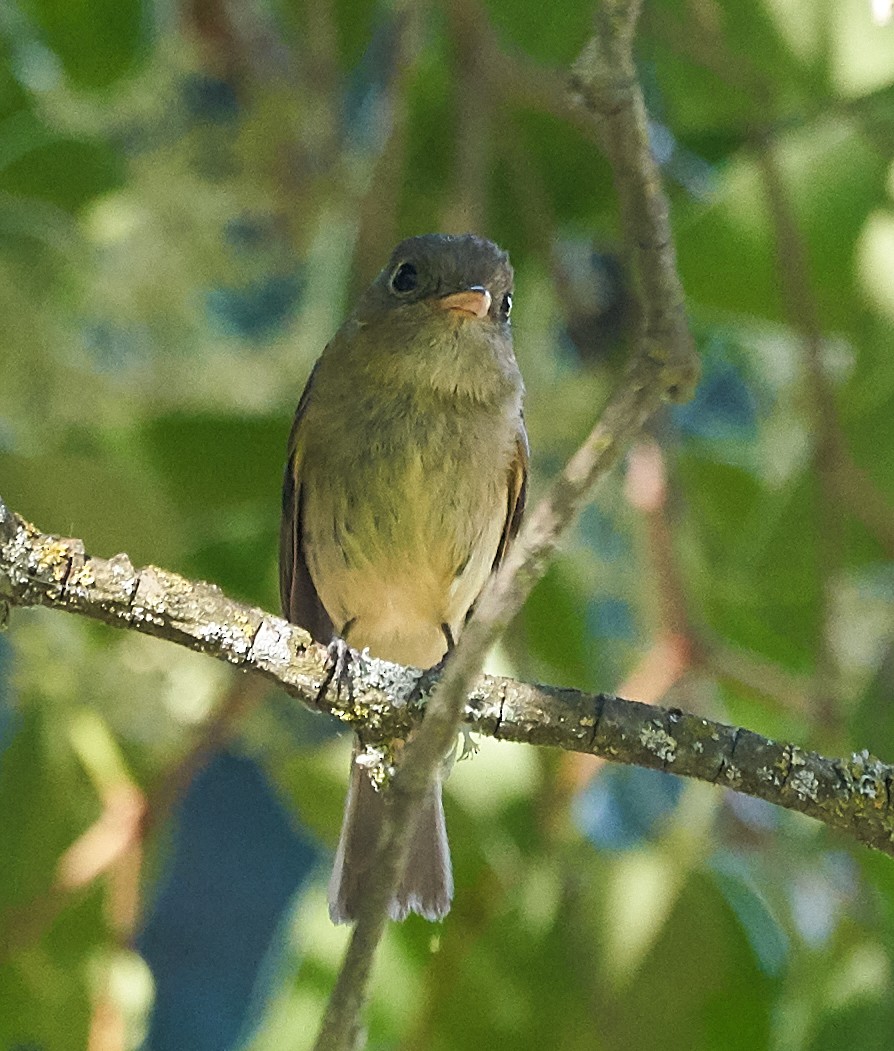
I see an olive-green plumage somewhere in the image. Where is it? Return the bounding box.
[280,233,527,923]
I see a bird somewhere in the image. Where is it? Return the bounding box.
[280,233,527,924]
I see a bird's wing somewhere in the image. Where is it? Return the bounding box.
[279,362,335,642]
[491,419,529,573]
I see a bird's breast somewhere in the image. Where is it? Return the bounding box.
[299,394,517,667]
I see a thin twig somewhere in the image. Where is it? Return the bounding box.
[312,2,700,1045]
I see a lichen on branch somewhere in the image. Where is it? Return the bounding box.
[3,495,894,859]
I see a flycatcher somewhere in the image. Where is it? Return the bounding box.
[280,233,527,923]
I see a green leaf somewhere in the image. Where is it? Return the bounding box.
[139,412,285,601]
[710,855,790,976]
[678,453,822,668]
[19,0,147,89]
[0,896,103,1051]
[0,130,123,212]
[0,707,96,910]
[483,0,593,65]
[593,869,776,1050]
[0,448,185,571]
[809,995,894,1050]
[515,558,599,689]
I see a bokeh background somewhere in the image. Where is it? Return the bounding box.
[2,0,894,1048]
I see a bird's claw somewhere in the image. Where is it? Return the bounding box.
[457,726,480,761]
[316,637,364,707]
[407,652,448,707]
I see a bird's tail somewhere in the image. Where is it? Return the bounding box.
[328,747,453,924]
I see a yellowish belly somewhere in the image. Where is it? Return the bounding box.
[302,474,505,668]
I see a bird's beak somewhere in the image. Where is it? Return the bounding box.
[436,287,492,319]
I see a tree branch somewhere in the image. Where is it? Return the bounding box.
[2,498,894,854]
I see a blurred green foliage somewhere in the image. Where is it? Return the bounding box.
[2,0,894,1048]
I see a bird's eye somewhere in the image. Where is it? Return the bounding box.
[500,292,513,319]
[390,262,418,294]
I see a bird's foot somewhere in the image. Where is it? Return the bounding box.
[411,652,479,762]
[456,726,480,761]
[408,652,449,708]
[315,636,365,707]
